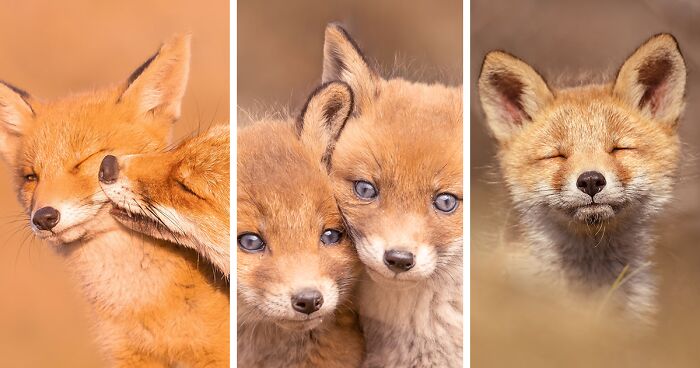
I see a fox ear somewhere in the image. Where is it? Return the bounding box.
[0,81,34,164]
[296,81,354,170]
[478,51,553,143]
[119,33,191,121]
[322,23,379,115]
[614,33,686,126]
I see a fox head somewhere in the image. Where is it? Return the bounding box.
[0,34,191,245]
[322,24,463,288]
[97,124,230,276]
[237,81,360,332]
[478,34,685,231]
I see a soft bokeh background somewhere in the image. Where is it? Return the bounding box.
[0,1,228,366]
[472,0,700,366]
[237,0,462,125]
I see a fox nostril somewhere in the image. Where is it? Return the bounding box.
[291,289,324,315]
[99,155,119,184]
[383,250,415,273]
[576,171,607,197]
[32,206,60,231]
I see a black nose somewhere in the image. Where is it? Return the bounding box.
[576,171,606,197]
[383,250,415,273]
[99,155,119,184]
[291,289,324,315]
[33,206,60,231]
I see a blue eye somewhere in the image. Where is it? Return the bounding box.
[434,193,458,213]
[354,181,378,200]
[320,229,342,245]
[238,233,265,252]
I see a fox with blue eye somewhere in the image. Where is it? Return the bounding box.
[236,81,364,368]
[322,24,463,367]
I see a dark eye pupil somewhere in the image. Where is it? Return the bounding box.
[435,193,458,213]
[321,229,341,245]
[354,181,377,199]
[238,234,264,251]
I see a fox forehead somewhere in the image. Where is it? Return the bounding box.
[237,122,341,240]
[333,82,463,197]
[508,87,678,155]
[20,93,166,171]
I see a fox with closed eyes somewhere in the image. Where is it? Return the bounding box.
[478,33,686,322]
[321,24,464,367]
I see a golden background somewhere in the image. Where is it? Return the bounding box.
[0,1,228,366]
[237,0,463,125]
[472,0,700,366]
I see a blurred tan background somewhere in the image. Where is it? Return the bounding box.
[237,0,462,125]
[0,1,228,366]
[472,0,700,367]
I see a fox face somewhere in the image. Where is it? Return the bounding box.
[0,35,191,245]
[322,24,463,287]
[237,82,360,332]
[478,34,685,231]
[98,124,230,275]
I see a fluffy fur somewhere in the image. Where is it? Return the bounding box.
[323,24,464,367]
[99,123,231,277]
[0,34,229,366]
[478,33,686,322]
[237,82,364,368]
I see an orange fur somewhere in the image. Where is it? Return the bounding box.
[478,34,686,321]
[99,124,230,277]
[237,82,363,367]
[322,24,463,367]
[0,34,229,366]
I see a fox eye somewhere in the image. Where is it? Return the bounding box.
[612,147,635,152]
[238,233,265,252]
[177,180,205,200]
[354,181,378,200]
[23,173,37,182]
[320,229,342,245]
[434,193,459,213]
[538,153,566,160]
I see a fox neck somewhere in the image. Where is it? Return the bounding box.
[521,211,657,318]
[53,214,185,314]
[237,313,337,364]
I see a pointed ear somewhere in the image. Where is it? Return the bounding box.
[614,33,686,126]
[322,23,379,115]
[119,33,191,121]
[478,51,553,143]
[0,81,34,165]
[296,81,354,170]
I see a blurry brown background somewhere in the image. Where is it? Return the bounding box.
[0,1,228,366]
[472,0,700,367]
[237,0,462,125]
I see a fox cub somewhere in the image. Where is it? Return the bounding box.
[322,24,463,367]
[478,34,686,321]
[98,124,230,277]
[237,81,363,367]
[0,35,229,366]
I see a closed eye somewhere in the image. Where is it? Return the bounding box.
[537,153,566,161]
[177,180,205,200]
[74,149,108,169]
[612,147,636,152]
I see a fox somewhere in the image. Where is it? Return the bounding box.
[0,35,229,366]
[237,81,364,368]
[477,33,686,321]
[320,24,463,367]
[97,123,230,277]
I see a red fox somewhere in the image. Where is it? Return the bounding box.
[321,24,463,367]
[478,34,686,321]
[98,123,230,277]
[0,35,229,366]
[237,81,364,367]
